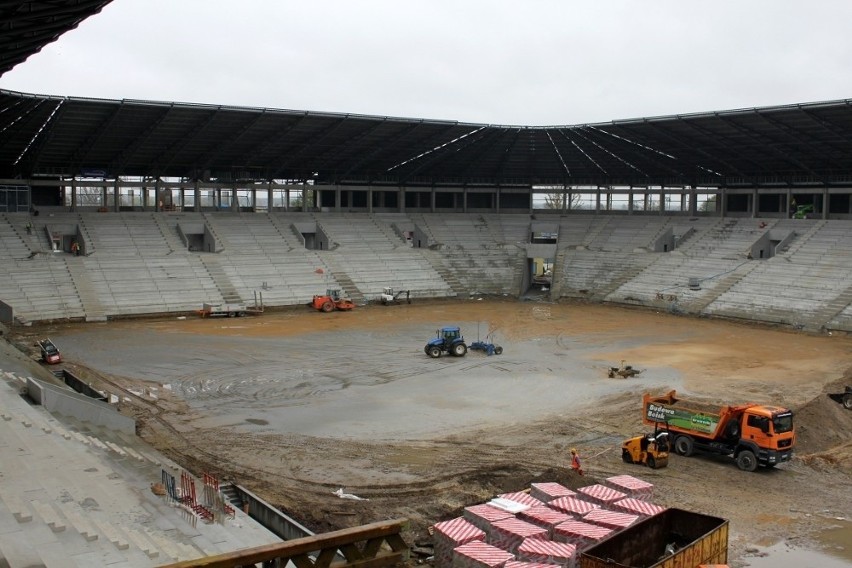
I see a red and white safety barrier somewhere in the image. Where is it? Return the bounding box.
[434,517,486,568]
[464,504,515,535]
[518,506,571,538]
[552,519,613,553]
[517,538,577,568]
[453,541,515,568]
[498,492,544,509]
[575,484,627,506]
[604,474,654,501]
[547,496,600,518]
[611,497,666,518]
[489,518,548,554]
[582,508,639,531]
[530,482,575,503]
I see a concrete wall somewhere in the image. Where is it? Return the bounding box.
[0,300,12,324]
[236,484,314,541]
[26,377,135,434]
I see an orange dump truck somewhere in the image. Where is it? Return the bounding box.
[642,390,795,472]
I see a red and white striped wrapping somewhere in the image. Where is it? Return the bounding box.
[547,496,600,518]
[611,497,666,518]
[504,561,554,568]
[453,541,515,568]
[552,520,613,552]
[575,484,627,506]
[604,474,654,501]
[498,492,545,509]
[529,482,575,503]
[464,504,515,535]
[517,538,577,568]
[489,518,549,554]
[434,517,487,568]
[518,506,572,538]
[582,508,639,531]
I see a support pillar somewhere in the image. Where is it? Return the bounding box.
[71,178,77,211]
[689,186,697,216]
[267,181,273,213]
[752,188,759,217]
[595,186,601,214]
[113,178,120,212]
[194,181,201,212]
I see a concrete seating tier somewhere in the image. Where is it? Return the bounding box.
[703,220,852,329]
[0,369,281,567]
[317,214,405,250]
[79,213,173,256]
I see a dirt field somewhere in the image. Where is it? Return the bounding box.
[7,300,852,567]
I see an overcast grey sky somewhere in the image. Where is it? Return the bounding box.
[3,0,852,126]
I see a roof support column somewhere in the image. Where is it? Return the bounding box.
[113,178,120,212]
[231,183,239,212]
[822,187,829,220]
[720,187,727,217]
[70,178,77,212]
[659,187,665,215]
[430,187,436,213]
[266,181,273,213]
[785,188,793,218]
[752,188,759,218]
[155,178,161,212]
[334,185,341,212]
[595,186,601,215]
[368,186,373,214]
[194,181,201,212]
[495,187,500,214]
[398,187,405,213]
[688,186,697,216]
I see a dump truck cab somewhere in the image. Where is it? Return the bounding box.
[734,405,795,470]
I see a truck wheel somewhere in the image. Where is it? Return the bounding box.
[622,449,632,464]
[647,455,657,469]
[322,301,334,312]
[494,346,503,355]
[843,393,852,410]
[452,343,467,357]
[674,436,694,457]
[427,346,442,358]
[736,449,758,472]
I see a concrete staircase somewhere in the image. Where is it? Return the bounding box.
[422,251,465,297]
[318,255,365,304]
[152,214,185,253]
[199,255,242,303]
[64,257,108,322]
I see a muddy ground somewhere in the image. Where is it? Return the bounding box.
[6,300,852,567]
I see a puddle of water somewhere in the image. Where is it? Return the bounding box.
[744,520,852,567]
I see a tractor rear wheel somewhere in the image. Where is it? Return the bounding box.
[494,346,503,355]
[452,343,467,357]
[647,455,657,469]
[621,449,632,464]
[427,346,442,358]
[321,301,334,312]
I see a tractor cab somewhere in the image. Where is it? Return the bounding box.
[424,326,468,358]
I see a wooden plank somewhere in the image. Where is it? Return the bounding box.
[158,517,409,568]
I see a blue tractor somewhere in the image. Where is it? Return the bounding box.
[425,326,468,358]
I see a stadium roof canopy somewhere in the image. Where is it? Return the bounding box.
[3,90,852,189]
[0,0,114,77]
[2,1,852,190]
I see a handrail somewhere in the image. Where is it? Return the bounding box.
[158,518,409,568]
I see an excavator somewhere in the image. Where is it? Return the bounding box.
[311,289,355,312]
[380,287,411,305]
